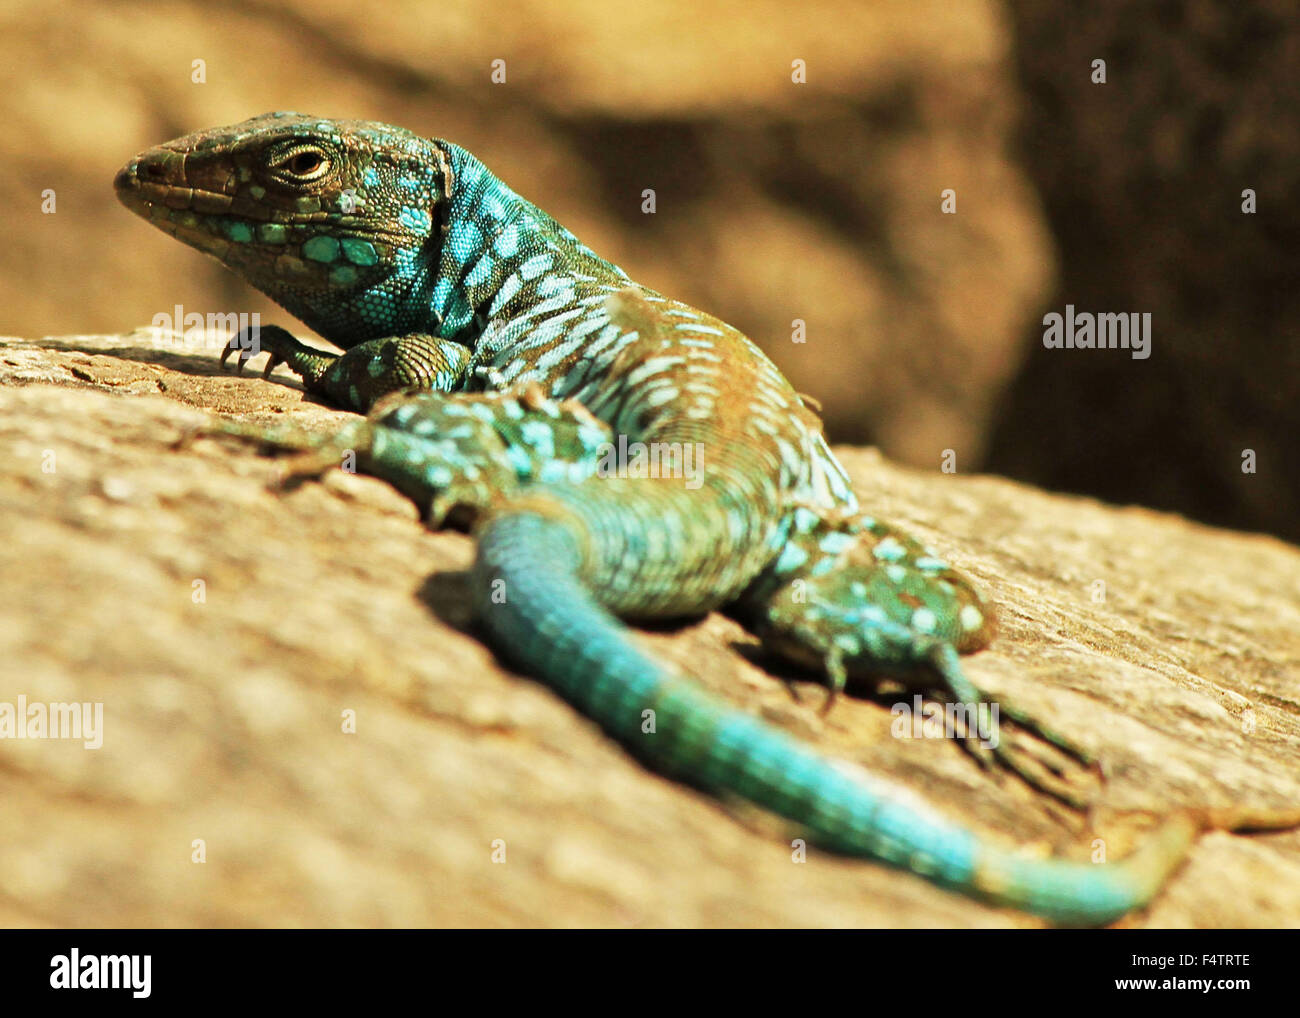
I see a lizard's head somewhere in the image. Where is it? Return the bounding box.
[114,112,453,338]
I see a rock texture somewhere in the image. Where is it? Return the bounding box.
[1,332,1297,928]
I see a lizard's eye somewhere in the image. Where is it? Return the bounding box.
[272,145,331,182]
[290,152,323,175]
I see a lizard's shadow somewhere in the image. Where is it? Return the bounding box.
[414,570,477,637]
[412,568,933,822]
[43,335,341,406]
[415,570,706,642]
[414,567,886,714]
[728,638,907,709]
[38,337,246,377]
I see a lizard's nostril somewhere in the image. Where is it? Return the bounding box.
[112,163,137,192]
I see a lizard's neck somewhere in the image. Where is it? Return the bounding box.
[428,144,538,344]
[255,143,536,347]
[429,143,627,347]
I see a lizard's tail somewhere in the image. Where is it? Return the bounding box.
[971,806,1300,923]
[472,510,1298,925]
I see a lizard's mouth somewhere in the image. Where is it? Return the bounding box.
[115,147,267,250]
[114,150,256,259]
[117,151,220,212]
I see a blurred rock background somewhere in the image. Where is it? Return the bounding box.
[2,0,1295,541]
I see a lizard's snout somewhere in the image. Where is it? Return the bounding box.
[112,160,139,195]
[114,148,189,209]
[113,156,151,216]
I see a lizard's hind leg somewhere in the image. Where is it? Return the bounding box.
[740,510,1098,807]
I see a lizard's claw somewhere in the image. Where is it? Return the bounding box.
[928,644,1100,810]
[819,646,848,716]
[984,730,1099,811]
[171,416,300,451]
[269,446,357,489]
[173,414,374,476]
[220,324,312,377]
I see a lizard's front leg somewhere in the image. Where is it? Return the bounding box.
[223,325,472,412]
[188,383,614,529]
[360,385,613,525]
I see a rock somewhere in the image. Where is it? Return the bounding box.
[0,332,1296,927]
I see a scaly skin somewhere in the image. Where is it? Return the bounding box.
[117,113,1300,924]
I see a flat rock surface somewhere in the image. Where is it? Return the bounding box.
[1,332,1297,928]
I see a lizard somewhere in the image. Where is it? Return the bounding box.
[114,112,1300,925]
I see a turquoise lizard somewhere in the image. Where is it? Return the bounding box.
[115,113,1299,924]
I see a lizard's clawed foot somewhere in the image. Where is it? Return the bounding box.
[221,323,337,385]
[965,724,1100,811]
[929,644,1100,809]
